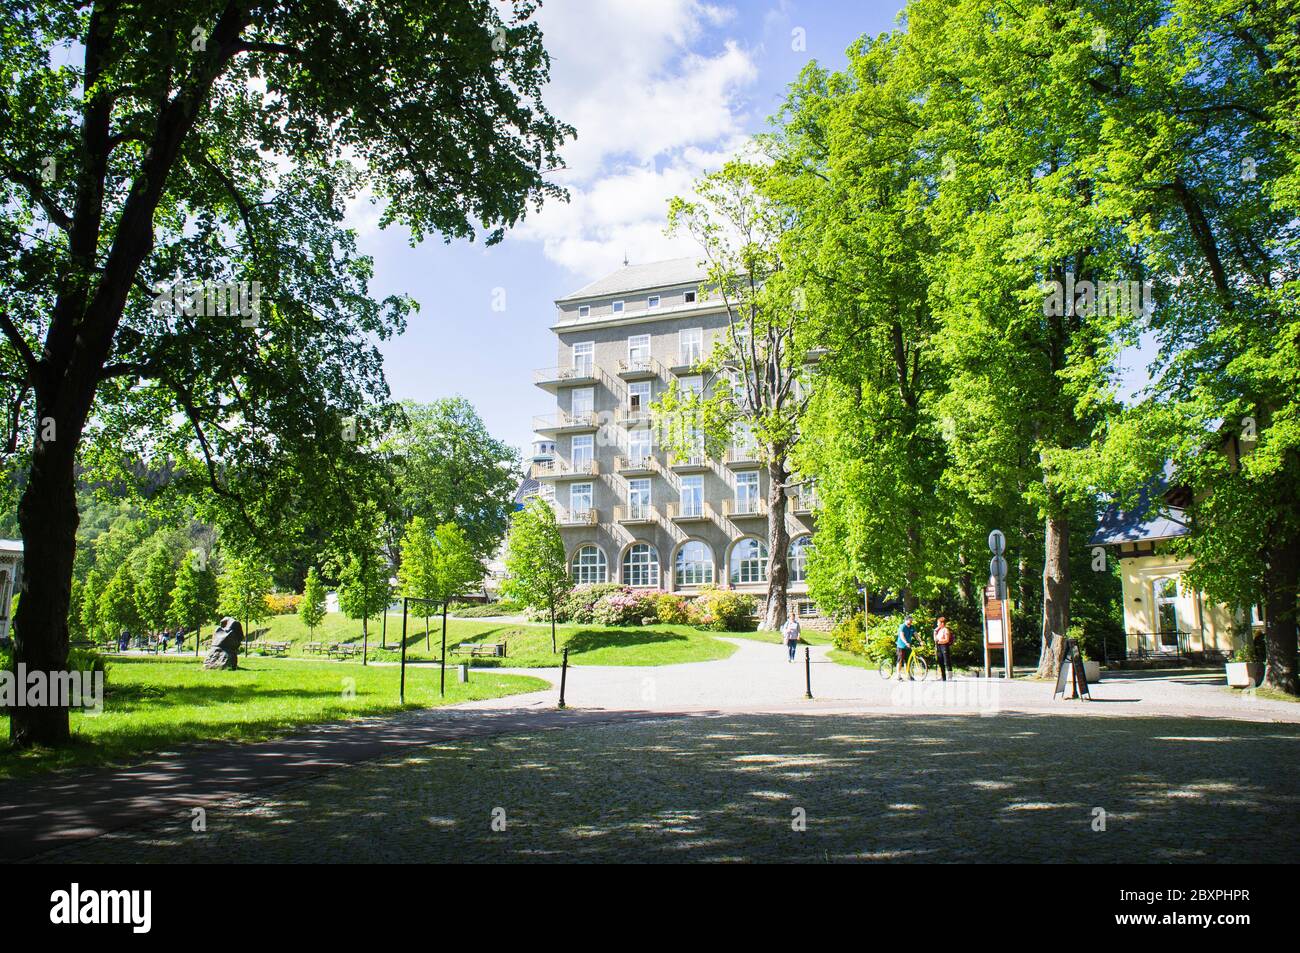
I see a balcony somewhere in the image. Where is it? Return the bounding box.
[554,507,598,527]
[530,459,600,480]
[614,454,660,475]
[617,356,666,380]
[666,501,712,522]
[725,446,761,467]
[723,498,768,518]
[614,505,659,525]
[534,364,598,391]
[789,490,818,515]
[667,454,710,472]
[532,411,600,435]
[615,405,655,427]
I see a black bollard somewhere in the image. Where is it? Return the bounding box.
[558,646,569,709]
[804,645,813,700]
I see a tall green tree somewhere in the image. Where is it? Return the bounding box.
[218,554,272,640]
[298,567,326,639]
[336,501,392,663]
[1,1,571,747]
[429,521,483,694]
[135,545,177,638]
[383,399,521,566]
[99,563,142,637]
[170,553,218,652]
[502,499,569,653]
[398,515,439,649]
[658,157,811,629]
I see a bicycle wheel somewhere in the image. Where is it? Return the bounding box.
[878,658,895,680]
[909,656,929,681]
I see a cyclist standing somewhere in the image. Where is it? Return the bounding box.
[896,616,916,680]
[934,616,952,681]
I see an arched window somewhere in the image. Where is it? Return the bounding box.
[622,543,660,588]
[789,535,812,584]
[729,538,769,585]
[675,541,714,587]
[571,545,607,585]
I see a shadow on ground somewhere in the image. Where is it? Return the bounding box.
[36,711,1300,864]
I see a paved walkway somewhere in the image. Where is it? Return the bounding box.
[470,638,1300,724]
[4,638,1297,862]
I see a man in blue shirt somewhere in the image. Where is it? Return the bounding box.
[895,616,916,680]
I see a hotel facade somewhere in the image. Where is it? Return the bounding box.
[528,258,820,620]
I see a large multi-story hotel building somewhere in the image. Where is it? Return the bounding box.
[529,258,820,620]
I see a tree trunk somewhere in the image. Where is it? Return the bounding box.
[1262,534,1298,695]
[901,519,921,612]
[550,604,557,653]
[762,456,790,630]
[11,425,80,747]
[958,549,974,608]
[1036,509,1071,679]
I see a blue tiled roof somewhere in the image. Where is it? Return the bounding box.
[1091,479,1188,546]
[513,478,540,506]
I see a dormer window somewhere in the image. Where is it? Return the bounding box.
[684,289,697,303]
[612,300,625,313]
[578,305,590,318]
[647,295,660,308]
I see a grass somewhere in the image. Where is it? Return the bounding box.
[727,627,835,647]
[0,656,547,780]
[256,611,743,667]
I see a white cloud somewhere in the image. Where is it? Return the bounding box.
[513,0,759,278]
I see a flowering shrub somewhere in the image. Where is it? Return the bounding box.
[654,593,689,625]
[557,583,627,623]
[592,589,662,626]
[266,592,302,616]
[687,587,757,631]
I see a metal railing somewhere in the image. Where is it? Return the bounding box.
[529,459,599,479]
[614,505,658,524]
[553,507,598,526]
[532,410,600,432]
[617,356,667,378]
[614,454,660,473]
[722,498,767,518]
[665,501,712,521]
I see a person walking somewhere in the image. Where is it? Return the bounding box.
[782,616,802,662]
[934,616,953,681]
[896,615,916,680]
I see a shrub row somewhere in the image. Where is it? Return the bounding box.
[537,584,758,631]
[265,592,302,615]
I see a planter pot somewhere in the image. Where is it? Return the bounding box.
[1083,660,1101,683]
[1225,661,1264,688]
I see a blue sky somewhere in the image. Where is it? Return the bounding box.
[352,0,910,458]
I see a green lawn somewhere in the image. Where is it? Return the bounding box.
[726,627,835,647]
[0,656,547,780]
[257,611,744,667]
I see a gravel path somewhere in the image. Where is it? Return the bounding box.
[15,638,1300,863]
[38,711,1300,863]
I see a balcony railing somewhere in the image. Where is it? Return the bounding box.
[614,505,658,524]
[671,350,705,373]
[554,507,598,526]
[614,454,660,474]
[723,498,767,518]
[725,446,761,466]
[666,501,712,521]
[530,459,599,479]
[616,405,655,426]
[532,411,600,433]
[668,454,710,471]
[617,356,666,379]
[534,364,597,387]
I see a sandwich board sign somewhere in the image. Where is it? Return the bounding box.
[1053,638,1091,700]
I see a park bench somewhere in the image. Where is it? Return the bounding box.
[303,641,326,655]
[256,641,291,657]
[327,642,362,660]
[451,641,506,658]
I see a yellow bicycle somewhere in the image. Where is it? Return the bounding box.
[878,644,928,681]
